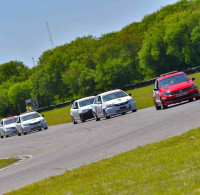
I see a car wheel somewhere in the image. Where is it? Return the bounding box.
[122,112,126,115]
[154,99,161,110]
[18,132,21,136]
[93,112,100,121]
[132,109,137,112]
[44,127,48,130]
[196,96,200,100]
[189,98,193,102]
[72,116,77,124]
[6,135,9,138]
[1,135,4,139]
[160,98,167,109]
[103,110,110,119]
[81,119,86,123]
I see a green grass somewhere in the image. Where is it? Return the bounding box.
[41,105,71,126]
[6,127,200,195]
[42,72,200,126]
[0,158,19,169]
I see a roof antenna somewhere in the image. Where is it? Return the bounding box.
[46,21,54,49]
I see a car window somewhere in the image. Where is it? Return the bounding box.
[79,98,95,107]
[94,96,99,104]
[160,74,189,88]
[21,113,41,122]
[102,91,128,102]
[72,101,76,109]
[4,118,17,125]
[97,96,102,103]
[154,80,159,89]
[74,102,78,109]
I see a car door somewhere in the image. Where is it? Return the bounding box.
[0,120,4,136]
[96,96,103,117]
[16,117,23,134]
[73,101,79,120]
[153,80,161,104]
[71,101,76,119]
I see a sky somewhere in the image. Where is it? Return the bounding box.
[0,0,178,68]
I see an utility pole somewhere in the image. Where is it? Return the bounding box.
[18,102,21,114]
[46,21,54,50]
[32,57,36,66]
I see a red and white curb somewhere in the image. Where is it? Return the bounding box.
[0,155,32,172]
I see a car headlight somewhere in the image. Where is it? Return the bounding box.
[163,91,171,96]
[23,123,30,127]
[190,84,197,89]
[106,104,114,108]
[128,98,134,103]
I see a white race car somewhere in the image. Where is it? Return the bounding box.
[0,116,18,138]
[92,89,137,121]
[70,96,95,124]
[16,112,48,136]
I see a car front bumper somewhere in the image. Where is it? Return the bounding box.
[79,110,94,121]
[105,101,137,116]
[22,121,48,133]
[4,128,17,136]
[162,89,199,105]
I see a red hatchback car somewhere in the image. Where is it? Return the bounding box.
[153,71,200,110]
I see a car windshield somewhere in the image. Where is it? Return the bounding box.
[79,98,95,107]
[103,91,128,102]
[4,118,17,125]
[21,113,41,122]
[160,74,189,88]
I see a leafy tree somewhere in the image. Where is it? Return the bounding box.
[8,81,31,114]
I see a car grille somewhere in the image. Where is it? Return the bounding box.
[114,101,128,106]
[165,92,198,104]
[31,121,40,125]
[170,86,193,95]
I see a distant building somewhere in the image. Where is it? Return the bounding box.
[25,99,39,111]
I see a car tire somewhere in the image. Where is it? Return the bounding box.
[93,112,100,121]
[18,132,21,136]
[122,112,126,115]
[189,98,193,102]
[103,110,110,119]
[44,127,48,130]
[81,119,86,123]
[196,96,200,100]
[160,98,167,109]
[154,99,161,110]
[72,116,77,124]
[132,109,137,112]
[1,135,4,139]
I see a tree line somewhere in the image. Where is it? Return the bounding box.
[1,0,200,117]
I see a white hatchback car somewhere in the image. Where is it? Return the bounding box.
[16,112,48,136]
[92,89,137,121]
[0,116,18,138]
[70,96,95,124]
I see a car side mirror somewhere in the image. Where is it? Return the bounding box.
[42,115,44,117]
[192,77,195,81]
[129,93,132,96]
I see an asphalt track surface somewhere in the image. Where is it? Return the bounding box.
[1,100,200,194]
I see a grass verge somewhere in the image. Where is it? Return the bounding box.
[41,72,200,126]
[0,158,19,169]
[6,127,200,194]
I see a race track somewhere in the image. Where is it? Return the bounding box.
[1,100,200,194]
